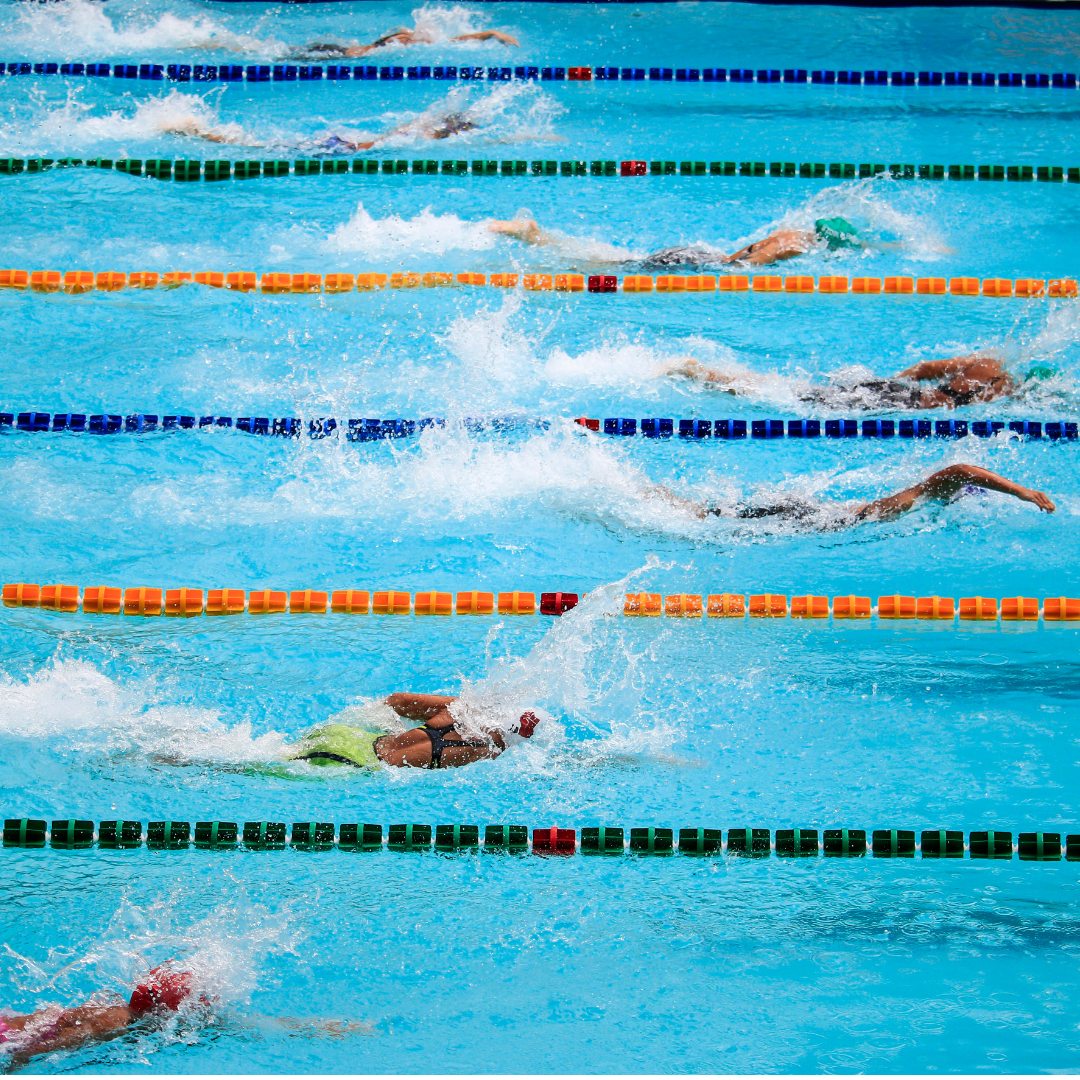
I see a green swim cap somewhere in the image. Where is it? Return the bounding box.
[1025,363,1059,382]
[814,217,860,250]
[291,723,384,769]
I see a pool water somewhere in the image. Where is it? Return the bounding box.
[3,0,1080,1073]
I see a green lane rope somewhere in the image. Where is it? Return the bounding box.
[3,818,1074,859]
[0,157,1075,185]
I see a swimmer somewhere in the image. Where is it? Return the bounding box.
[487,215,866,267]
[290,693,541,770]
[647,463,1055,528]
[1,965,366,1066]
[161,111,478,154]
[664,353,1049,410]
[289,27,519,60]
[0,965,201,1066]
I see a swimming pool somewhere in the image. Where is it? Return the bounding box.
[3,0,1080,1072]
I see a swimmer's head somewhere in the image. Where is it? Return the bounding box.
[1025,363,1059,382]
[516,711,540,738]
[129,966,197,1016]
[432,113,478,139]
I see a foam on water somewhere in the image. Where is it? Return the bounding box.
[0,658,289,764]
[10,0,285,59]
[328,203,498,258]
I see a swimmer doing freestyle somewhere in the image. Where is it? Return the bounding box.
[288,25,519,60]
[642,463,1056,528]
[163,109,479,154]
[289,693,541,770]
[665,354,1059,410]
[0,966,363,1066]
[488,214,871,267]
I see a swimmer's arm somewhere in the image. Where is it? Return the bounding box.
[384,693,458,720]
[451,31,519,46]
[4,1005,133,1064]
[486,218,555,246]
[661,357,741,392]
[896,355,995,380]
[854,464,1055,521]
[247,1016,374,1037]
[643,482,710,518]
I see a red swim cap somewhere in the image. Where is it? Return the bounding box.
[129,966,195,1016]
[517,711,539,738]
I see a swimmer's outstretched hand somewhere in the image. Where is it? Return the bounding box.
[1018,486,1056,513]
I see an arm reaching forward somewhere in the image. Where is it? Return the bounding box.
[855,464,1055,522]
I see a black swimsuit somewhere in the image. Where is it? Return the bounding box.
[424,725,488,767]
[799,379,924,410]
[641,245,724,269]
[372,725,488,768]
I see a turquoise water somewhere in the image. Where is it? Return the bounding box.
[3,0,1080,1073]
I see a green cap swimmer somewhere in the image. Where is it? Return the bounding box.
[814,217,861,251]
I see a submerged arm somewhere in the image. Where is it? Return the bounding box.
[854,463,1055,522]
[451,30,519,45]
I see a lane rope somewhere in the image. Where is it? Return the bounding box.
[2,157,1078,184]
[4,585,1078,623]
[1,270,1076,299]
[3,818,1075,859]
[3,61,1080,91]
[0,413,1074,441]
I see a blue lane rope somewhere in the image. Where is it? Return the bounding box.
[2,62,1079,90]
[0,412,1075,442]
[4,818,1076,859]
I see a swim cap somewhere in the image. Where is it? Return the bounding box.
[129,966,195,1016]
[1025,363,1059,381]
[516,712,540,738]
[814,217,860,250]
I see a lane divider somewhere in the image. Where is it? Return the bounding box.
[2,156,1079,185]
[1,270,1076,299]
[4,61,1080,91]
[576,417,1076,440]
[2,412,1074,442]
[4,818,1076,859]
[0,413,548,439]
[4,585,1079,624]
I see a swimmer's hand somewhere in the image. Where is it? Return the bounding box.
[1018,486,1056,513]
